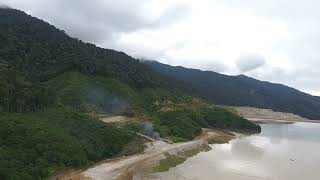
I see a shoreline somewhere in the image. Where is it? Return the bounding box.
[246,117,320,124]
[232,106,320,124]
[52,116,320,180]
[56,130,235,180]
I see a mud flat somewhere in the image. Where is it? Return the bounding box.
[233,106,320,123]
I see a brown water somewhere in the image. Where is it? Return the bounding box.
[149,122,320,180]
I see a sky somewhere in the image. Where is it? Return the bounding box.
[2,0,320,96]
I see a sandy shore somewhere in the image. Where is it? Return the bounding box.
[232,106,320,123]
[83,130,220,180]
[56,130,227,180]
[247,117,320,124]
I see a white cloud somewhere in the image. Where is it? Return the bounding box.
[236,54,266,72]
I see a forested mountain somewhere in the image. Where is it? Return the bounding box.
[0,8,177,86]
[0,8,193,113]
[0,8,260,179]
[144,61,320,120]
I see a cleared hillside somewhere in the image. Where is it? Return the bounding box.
[233,106,320,123]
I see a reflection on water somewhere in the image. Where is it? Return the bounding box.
[150,122,320,180]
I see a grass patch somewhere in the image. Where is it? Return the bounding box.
[207,133,235,144]
[153,154,187,172]
[153,144,211,172]
[182,144,211,156]
[168,136,188,143]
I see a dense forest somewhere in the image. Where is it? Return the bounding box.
[153,106,260,142]
[144,61,320,120]
[0,108,133,179]
[0,8,260,179]
[0,64,53,112]
[0,8,186,88]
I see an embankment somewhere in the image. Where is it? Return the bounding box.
[59,130,231,180]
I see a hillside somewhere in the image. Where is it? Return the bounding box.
[144,60,320,120]
[0,8,260,179]
[0,8,183,87]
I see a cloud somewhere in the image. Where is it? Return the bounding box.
[0,2,10,8]
[5,0,191,43]
[236,54,266,72]
[201,61,228,73]
[2,0,320,96]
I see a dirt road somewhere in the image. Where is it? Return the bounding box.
[80,130,219,180]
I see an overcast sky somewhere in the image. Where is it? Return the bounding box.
[2,0,320,96]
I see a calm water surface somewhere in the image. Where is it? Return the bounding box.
[150,122,320,180]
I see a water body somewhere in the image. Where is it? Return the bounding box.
[150,122,320,180]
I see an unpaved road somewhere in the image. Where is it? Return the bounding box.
[58,130,220,180]
[100,116,130,123]
[83,141,204,180]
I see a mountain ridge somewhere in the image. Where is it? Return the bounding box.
[143,60,320,120]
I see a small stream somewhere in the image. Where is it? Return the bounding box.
[149,122,320,180]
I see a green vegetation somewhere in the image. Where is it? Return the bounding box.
[144,61,320,120]
[153,144,210,172]
[0,8,184,89]
[0,64,54,112]
[0,70,261,179]
[154,110,202,141]
[0,8,261,180]
[46,71,141,115]
[0,108,133,179]
[152,107,261,142]
[118,136,148,156]
[153,154,187,172]
[207,133,235,144]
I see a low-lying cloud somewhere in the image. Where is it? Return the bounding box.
[236,54,266,72]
